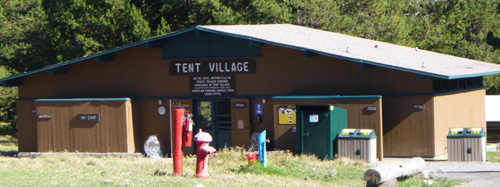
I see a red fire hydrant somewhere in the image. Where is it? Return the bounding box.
[194,129,216,178]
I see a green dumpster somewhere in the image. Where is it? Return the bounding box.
[296,105,347,159]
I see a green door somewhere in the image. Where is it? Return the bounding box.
[297,105,348,159]
[194,99,232,150]
[300,110,329,158]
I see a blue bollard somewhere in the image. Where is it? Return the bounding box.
[258,130,267,168]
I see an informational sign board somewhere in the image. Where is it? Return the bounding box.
[278,106,296,125]
[170,59,256,75]
[191,76,235,97]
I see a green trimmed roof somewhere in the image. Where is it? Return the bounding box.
[2,24,500,86]
[199,24,500,79]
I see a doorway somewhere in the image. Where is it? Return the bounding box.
[193,99,232,149]
[296,105,347,159]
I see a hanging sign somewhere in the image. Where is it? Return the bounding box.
[191,76,235,96]
[413,104,424,110]
[170,59,256,75]
[77,114,100,122]
[235,103,246,108]
[37,114,52,119]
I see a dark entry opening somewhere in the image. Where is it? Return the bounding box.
[194,99,232,149]
[296,105,347,159]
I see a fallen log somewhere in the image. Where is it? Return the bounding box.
[364,157,425,186]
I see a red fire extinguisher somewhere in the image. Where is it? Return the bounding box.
[183,113,193,147]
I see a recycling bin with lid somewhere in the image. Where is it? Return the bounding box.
[338,129,377,163]
[447,127,486,162]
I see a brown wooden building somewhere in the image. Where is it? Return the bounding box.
[2,24,500,159]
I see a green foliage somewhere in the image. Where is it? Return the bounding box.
[234,151,369,185]
[133,0,292,33]
[0,0,151,73]
[0,67,17,128]
[488,151,500,163]
[0,0,49,73]
[0,148,366,186]
[0,92,16,128]
[285,0,500,93]
[2,0,500,73]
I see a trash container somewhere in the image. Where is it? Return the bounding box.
[296,105,347,159]
[338,129,377,163]
[447,127,486,162]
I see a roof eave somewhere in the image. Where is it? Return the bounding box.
[0,27,197,86]
[1,25,495,87]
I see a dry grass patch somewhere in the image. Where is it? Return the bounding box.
[0,148,371,186]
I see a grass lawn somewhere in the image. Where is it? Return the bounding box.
[0,123,461,186]
[0,149,372,186]
[488,151,500,163]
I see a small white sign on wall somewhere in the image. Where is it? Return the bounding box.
[238,120,244,129]
[309,114,319,123]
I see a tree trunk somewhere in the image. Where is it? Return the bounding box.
[364,157,425,185]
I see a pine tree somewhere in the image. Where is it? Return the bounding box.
[0,0,151,73]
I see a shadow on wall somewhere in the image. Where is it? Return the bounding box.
[274,127,296,152]
[382,96,433,157]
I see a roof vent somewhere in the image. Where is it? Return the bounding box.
[422,62,426,68]
[415,47,419,51]
[374,44,379,48]
[346,47,350,53]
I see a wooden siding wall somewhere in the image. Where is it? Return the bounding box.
[132,99,172,155]
[18,45,433,99]
[272,98,383,159]
[382,96,434,157]
[14,37,448,157]
[16,100,37,152]
[36,100,135,153]
[250,98,275,144]
[433,89,486,156]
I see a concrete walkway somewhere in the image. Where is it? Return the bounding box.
[377,144,500,187]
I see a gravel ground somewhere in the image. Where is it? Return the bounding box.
[424,161,500,187]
